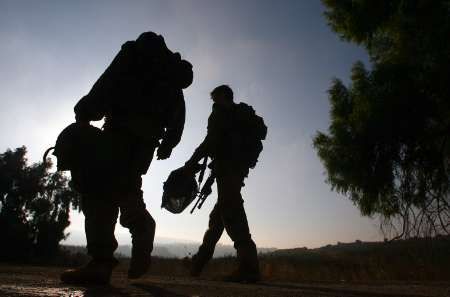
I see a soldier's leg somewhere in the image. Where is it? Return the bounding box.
[191,203,224,275]
[60,193,119,284]
[117,177,155,279]
[112,131,156,279]
[118,188,156,251]
[82,194,119,261]
[216,172,260,281]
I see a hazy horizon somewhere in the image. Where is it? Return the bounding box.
[0,0,381,249]
[63,229,380,251]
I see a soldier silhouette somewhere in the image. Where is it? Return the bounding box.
[184,85,267,283]
[59,32,193,284]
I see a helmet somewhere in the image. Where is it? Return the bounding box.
[161,167,198,214]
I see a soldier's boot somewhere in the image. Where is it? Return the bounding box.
[128,216,155,279]
[189,253,209,277]
[60,258,118,285]
[224,240,260,283]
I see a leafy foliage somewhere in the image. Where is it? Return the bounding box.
[315,0,450,238]
[0,146,80,261]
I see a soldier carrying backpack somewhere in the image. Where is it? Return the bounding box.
[56,31,193,285]
[183,85,267,283]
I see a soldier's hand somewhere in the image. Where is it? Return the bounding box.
[182,161,196,175]
[200,185,212,197]
[183,159,205,175]
[157,144,172,160]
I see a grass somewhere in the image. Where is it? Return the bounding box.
[111,236,450,282]
[14,236,450,282]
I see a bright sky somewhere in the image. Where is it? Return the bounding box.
[0,0,382,249]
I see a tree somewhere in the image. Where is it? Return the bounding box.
[0,146,80,261]
[314,0,450,239]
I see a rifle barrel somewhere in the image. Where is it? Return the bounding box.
[197,196,207,209]
[190,196,201,214]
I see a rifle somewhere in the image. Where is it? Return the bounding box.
[190,157,215,214]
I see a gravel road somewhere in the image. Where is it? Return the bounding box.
[0,265,448,297]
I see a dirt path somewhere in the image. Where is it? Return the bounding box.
[0,265,448,297]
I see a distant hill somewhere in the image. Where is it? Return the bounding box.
[267,235,450,258]
[62,243,276,259]
[62,230,276,258]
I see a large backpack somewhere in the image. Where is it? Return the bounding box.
[83,31,192,120]
[47,123,110,193]
[233,103,267,169]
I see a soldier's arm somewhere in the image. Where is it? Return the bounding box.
[160,90,186,149]
[74,41,136,122]
[185,136,208,167]
[185,107,221,167]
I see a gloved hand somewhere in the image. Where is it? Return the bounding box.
[181,162,196,176]
[200,184,212,197]
[183,158,205,175]
[157,143,173,160]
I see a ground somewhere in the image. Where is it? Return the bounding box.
[0,265,449,297]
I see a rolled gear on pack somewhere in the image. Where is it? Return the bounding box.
[134,31,193,90]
